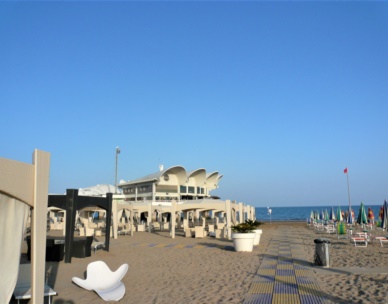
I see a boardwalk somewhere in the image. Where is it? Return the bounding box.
[244,225,326,304]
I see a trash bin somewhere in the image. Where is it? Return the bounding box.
[314,238,330,267]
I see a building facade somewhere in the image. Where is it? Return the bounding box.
[118,165,223,202]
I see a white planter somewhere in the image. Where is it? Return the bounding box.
[232,233,256,252]
[253,229,262,246]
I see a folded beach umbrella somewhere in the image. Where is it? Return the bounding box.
[382,200,388,230]
[310,210,314,220]
[347,206,354,225]
[329,207,336,221]
[324,209,329,222]
[379,206,384,220]
[336,206,343,222]
[367,207,375,223]
[356,202,367,226]
[320,210,324,220]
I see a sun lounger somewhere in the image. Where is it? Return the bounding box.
[92,241,105,254]
[13,264,57,304]
[350,237,368,247]
[380,239,388,247]
[372,237,388,247]
[324,225,336,234]
[118,224,130,236]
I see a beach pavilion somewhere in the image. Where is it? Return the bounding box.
[111,165,256,239]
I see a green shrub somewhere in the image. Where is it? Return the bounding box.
[245,219,263,229]
[231,223,254,233]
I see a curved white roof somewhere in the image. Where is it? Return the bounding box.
[118,166,222,189]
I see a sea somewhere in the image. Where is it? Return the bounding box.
[255,204,383,222]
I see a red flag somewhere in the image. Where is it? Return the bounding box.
[344,168,348,174]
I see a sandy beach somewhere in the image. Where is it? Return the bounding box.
[14,222,388,303]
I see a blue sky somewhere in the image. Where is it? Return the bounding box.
[1,2,387,207]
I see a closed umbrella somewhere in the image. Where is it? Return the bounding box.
[356,202,367,226]
[336,206,343,222]
[379,206,384,220]
[347,206,354,225]
[330,207,336,221]
[324,209,329,224]
[382,200,388,230]
[367,207,375,224]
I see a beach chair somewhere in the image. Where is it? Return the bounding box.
[350,236,368,247]
[91,241,105,254]
[13,264,57,304]
[380,238,388,247]
[195,226,206,238]
[118,224,130,236]
[324,225,336,234]
[72,261,128,301]
[337,222,348,239]
[185,228,195,237]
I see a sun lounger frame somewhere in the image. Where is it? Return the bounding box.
[350,237,368,247]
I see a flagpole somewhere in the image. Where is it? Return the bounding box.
[344,167,352,224]
[346,169,351,208]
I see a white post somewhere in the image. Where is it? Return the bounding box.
[239,202,244,223]
[147,202,152,232]
[171,200,176,239]
[226,200,232,240]
[130,202,134,236]
[31,149,50,304]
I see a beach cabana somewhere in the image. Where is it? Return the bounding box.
[48,189,112,263]
[0,149,50,303]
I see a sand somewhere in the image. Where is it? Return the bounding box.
[14,222,388,303]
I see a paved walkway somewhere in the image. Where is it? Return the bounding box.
[244,226,326,304]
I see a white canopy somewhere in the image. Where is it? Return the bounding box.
[78,184,116,197]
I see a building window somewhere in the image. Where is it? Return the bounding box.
[180,185,187,193]
[124,187,135,194]
[138,184,151,193]
[188,186,195,194]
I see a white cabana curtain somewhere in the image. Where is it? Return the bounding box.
[0,193,29,303]
[124,209,130,222]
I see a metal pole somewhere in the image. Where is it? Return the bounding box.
[345,167,352,224]
[346,172,351,208]
[115,147,120,194]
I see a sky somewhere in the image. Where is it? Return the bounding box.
[1,1,387,207]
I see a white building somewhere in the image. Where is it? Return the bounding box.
[118,165,223,202]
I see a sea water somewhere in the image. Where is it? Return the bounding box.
[255,205,383,222]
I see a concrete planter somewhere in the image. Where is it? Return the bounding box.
[231,233,255,252]
[253,229,263,246]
